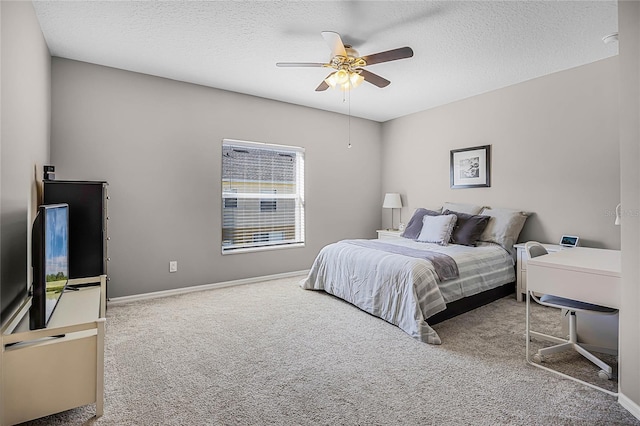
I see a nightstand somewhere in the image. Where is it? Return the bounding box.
[514,242,564,302]
[376,229,403,240]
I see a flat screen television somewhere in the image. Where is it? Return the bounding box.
[30,203,69,330]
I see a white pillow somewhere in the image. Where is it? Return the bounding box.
[417,214,458,246]
[442,202,485,215]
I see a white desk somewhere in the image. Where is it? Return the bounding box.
[514,242,565,301]
[525,247,621,395]
[527,248,620,308]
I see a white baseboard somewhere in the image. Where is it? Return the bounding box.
[107,270,309,305]
[619,392,640,421]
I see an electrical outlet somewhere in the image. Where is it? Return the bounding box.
[169,261,178,273]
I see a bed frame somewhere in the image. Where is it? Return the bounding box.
[427,281,515,325]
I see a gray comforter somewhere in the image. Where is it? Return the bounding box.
[300,238,515,344]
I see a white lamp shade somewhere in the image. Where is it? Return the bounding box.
[383,193,402,209]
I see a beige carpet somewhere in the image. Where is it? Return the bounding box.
[22,275,639,425]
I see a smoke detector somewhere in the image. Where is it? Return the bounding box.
[602,33,619,44]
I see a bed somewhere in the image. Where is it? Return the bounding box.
[300,203,528,344]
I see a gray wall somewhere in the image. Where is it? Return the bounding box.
[618,0,640,411]
[8,3,640,417]
[50,58,382,298]
[0,1,50,322]
[381,57,620,250]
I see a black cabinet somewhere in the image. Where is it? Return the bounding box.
[43,180,109,281]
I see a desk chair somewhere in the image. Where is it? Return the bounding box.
[525,241,618,380]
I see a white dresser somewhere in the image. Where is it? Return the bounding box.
[1,276,107,426]
[376,229,403,240]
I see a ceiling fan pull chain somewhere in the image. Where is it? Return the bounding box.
[348,89,352,149]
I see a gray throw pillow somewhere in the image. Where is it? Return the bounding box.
[442,202,485,215]
[443,209,491,246]
[478,207,530,255]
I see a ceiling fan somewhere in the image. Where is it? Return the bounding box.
[276,31,414,91]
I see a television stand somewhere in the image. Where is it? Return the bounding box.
[0,275,106,426]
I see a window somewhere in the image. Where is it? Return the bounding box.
[260,190,277,212]
[224,198,238,209]
[222,139,305,253]
[224,189,238,209]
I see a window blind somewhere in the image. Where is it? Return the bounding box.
[222,139,305,253]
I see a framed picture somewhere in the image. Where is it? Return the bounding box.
[450,145,491,189]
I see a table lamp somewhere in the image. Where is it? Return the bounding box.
[383,193,403,230]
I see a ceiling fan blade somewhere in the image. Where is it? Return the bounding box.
[359,69,391,88]
[321,31,347,57]
[315,72,335,92]
[276,62,327,67]
[315,81,330,92]
[362,47,414,66]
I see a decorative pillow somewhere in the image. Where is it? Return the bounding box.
[478,207,530,254]
[442,202,485,215]
[401,208,442,240]
[417,214,458,246]
[443,209,491,246]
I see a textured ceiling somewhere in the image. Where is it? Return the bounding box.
[32,1,618,122]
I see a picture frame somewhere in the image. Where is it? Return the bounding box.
[450,145,491,189]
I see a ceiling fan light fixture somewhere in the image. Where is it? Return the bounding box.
[326,70,364,91]
[336,69,350,85]
[324,70,350,88]
[325,73,337,88]
[350,72,364,88]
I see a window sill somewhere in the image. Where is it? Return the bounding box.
[221,242,305,255]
